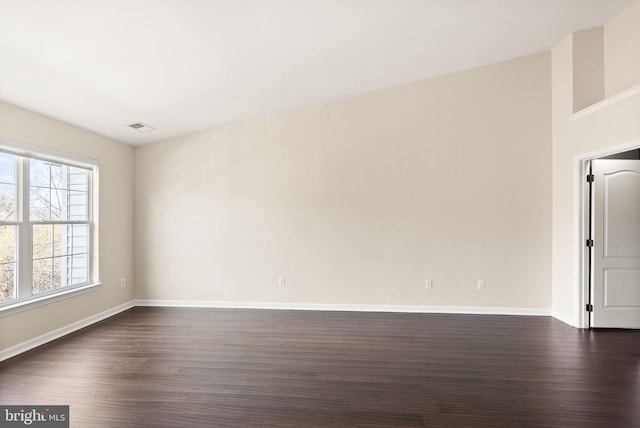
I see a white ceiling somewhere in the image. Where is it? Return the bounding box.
[0,0,635,145]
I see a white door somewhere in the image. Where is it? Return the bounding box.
[591,159,640,328]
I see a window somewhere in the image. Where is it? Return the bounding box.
[0,147,96,308]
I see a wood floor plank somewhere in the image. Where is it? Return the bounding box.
[1,307,640,427]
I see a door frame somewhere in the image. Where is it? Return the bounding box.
[577,140,640,329]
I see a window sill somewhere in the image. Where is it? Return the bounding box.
[0,283,102,317]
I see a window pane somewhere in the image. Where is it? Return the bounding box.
[0,183,16,221]
[0,262,16,302]
[61,254,89,286]
[32,223,89,293]
[33,224,54,259]
[69,167,88,192]
[29,158,50,187]
[62,225,89,285]
[67,168,89,221]
[30,187,51,221]
[65,224,88,256]
[30,159,89,221]
[68,191,88,220]
[0,152,16,184]
[50,163,64,190]
[0,225,17,302]
[32,258,53,294]
[0,153,16,221]
[50,188,63,220]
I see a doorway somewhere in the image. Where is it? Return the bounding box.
[585,148,640,328]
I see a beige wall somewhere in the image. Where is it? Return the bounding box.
[605,0,640,96]
[135,52,552,311]
[0,101,134,351]
[573,27,604,112]
[552,1,640,326]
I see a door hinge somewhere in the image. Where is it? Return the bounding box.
[586,239,594,247]
[586,304,593,312]
[587,174,595,182]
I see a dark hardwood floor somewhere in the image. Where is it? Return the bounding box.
[1,307,639,427]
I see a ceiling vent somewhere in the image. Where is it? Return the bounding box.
[127,122,156,133]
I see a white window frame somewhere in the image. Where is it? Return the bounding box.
[0,138,100,314]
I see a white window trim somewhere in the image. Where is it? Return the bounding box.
[0,137,100,313]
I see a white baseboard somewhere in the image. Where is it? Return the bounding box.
[134,299,551,316]
[1,300,552,362]
[0,301,135,362]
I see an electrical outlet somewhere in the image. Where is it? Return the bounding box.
[120,278,126,288]
[278,277,286,287]
[425,279,433,289]
[477,280,485,291]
